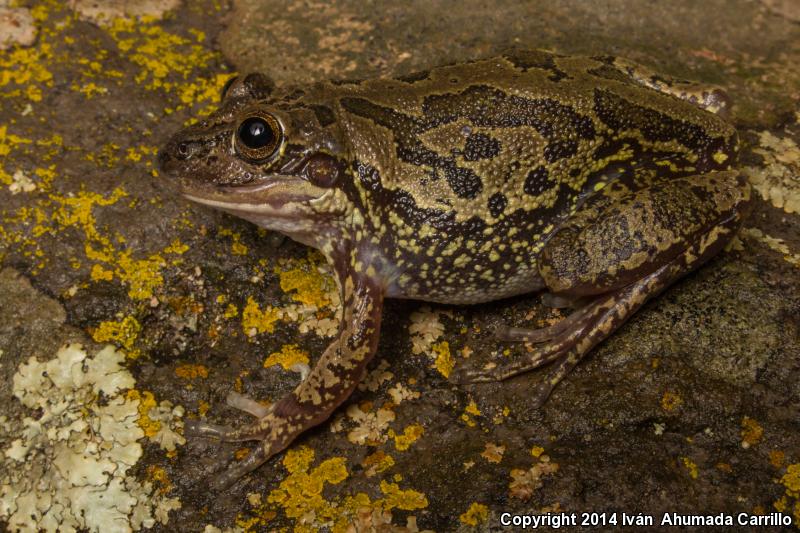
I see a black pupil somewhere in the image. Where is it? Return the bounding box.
[238,117,275,150]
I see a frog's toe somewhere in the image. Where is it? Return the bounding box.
[450,363,497,384]
[184,419,234,440]
[226,391,271,418]
[208,441,271,490]
[493,303,594,343]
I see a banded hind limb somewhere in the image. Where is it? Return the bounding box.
[453,171,751,406]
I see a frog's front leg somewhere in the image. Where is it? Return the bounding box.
[187,272,384,489]
[455,171,751,405]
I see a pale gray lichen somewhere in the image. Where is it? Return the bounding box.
[0,343,181,533]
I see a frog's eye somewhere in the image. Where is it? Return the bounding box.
[220,75,238,101]
[234,113,282,163]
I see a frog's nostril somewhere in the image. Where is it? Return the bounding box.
[172,140,201,161]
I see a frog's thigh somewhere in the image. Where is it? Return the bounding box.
[540,171,750,298]
[454,171,750,405]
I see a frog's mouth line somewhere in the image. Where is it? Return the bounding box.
[181,176,329,215]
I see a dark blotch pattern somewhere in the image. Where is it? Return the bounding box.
[311,105,336,127]
[502,50,570,82]
[523,166,556,196]
[593,88,731,172]
[462,133,501,161]
[340,84,598,200]
[488,192,508,217]
[397,69,431,83]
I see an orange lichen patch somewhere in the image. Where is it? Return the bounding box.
[770,450,786,468]
[264,344,310,370]
[235,448,251,461]
[459,502,489,526]
[275,255,337,308]
[197,399,210,416]
[481,442,506,463]
[431,340,453,378]
[346,403,396,446]
[146,465,174,495]
[681,457,699,479]
[378,480,428,511]
[716,462,733,473]
[389,423,424,451]
[740,416,764,449]
[509,452,559,501]
[174,364,209,379]
[127,389,161,438]
[362,451,395,477]
[91,315,142,358]
[661,390,683,411]
[242,296,281,335]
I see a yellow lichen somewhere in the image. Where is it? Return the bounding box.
[266,446,349,530]
[362,451,395,477]
[276,255,336,308]
[223,303,239,318]
[242,296,281,335]
[782,464,800,492]
[91,315,142,358]
[775,463,800,524]
[379,480,428,511]
[390,424,424,451]
[218,227,248,256]
[681,457,699,479]
[105,17,216,93]
[431,340,453,378]
[459,502,489,526]
[264,344,310,370]
[90,263,114,281]
[127,389,161,438]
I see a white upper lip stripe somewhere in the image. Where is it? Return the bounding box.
[182,194,283,214]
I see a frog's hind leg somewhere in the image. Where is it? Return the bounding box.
[454,171,751,406]
[600,56,731,116]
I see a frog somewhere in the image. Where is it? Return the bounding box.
[158,50,751,489]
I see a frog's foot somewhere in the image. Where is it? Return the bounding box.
[454,285,621,386]
[186,397,309,490]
